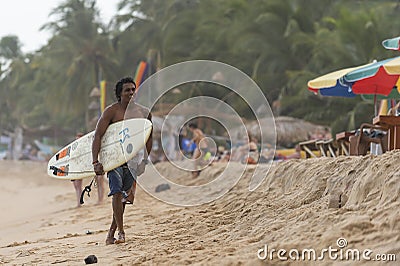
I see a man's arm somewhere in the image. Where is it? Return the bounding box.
[137,112,153,175]
[92,107,113,174]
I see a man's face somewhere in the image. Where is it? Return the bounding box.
[121,82,136,102]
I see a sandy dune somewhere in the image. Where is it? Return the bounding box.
[0,151,399,265]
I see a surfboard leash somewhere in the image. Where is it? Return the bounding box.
[80,177,95,205]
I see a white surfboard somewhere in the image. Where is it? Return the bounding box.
[47,118,152,180]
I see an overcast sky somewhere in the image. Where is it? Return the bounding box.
[0,0,118,53]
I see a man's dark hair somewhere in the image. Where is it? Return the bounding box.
[115,77,136,102]
[188,123,198,129]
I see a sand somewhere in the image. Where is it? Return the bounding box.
[0,151,399,265]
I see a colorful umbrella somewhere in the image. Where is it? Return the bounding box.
[308,56,400,97]
[307,63,373,97]
[308,56,400,115]
[361,85,400,101]
[382,36,400,51]
[345,57,400,96]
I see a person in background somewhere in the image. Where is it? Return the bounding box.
[232,134,259,164]
[243,135,259,164]
[72,132,105,208]
[188,123,208,177]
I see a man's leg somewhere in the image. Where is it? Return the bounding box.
[112,192,126,243]
[106,203,126,245]
[106,168,125,244]
[106,217,117,245]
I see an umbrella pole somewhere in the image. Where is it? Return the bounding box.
[374,94,377,116]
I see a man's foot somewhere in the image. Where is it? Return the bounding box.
[105,229,116,245]
[114,231,125,244]
[105,237,116,245]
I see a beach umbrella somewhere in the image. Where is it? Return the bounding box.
[307,63,372,97]
[309,56,400,96]
[361,86,400,115]
[361,86,400,101]
[309,57,399,94]
[308,56,400,115]
[382,36,400,51]
[344,56,400,96]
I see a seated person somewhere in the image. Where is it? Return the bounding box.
[241,135,259,164]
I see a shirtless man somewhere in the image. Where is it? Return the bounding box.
[188,123,207,177]
[92,77,152,245]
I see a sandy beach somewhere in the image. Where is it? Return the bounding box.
[0,151,399,265]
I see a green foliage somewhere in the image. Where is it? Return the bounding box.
[0,35,22,59]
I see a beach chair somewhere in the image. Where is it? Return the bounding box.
[299,139,319,158]
[316,139,337,157]
[335,131,356,156]
[349,123,388,155]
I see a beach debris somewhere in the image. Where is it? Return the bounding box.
[328,191,349,209]
[51,259,68,264]
[16,249,35,258]
[84,255,98,264]
[155,183,171,193]
[7,240,29,247]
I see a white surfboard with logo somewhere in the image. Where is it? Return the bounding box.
[47,118,152,180]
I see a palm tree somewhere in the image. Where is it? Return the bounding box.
[40,0,118,130]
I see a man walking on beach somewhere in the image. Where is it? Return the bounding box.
[92,77,152,245]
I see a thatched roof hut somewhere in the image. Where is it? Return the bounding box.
[245,116,328,148]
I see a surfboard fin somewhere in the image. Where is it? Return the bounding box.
[49,165,69,176]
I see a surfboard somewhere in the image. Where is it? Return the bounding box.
[47,118,152,180]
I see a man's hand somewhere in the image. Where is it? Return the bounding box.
[93,162,105,175]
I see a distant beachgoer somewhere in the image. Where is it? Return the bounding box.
[175,127,187,160]
[243,135,259,164]
[188,123,207,177]
[284,144,301,159]
[72,132,105,208]
[92,77,152,245]
[233,134,259,164]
